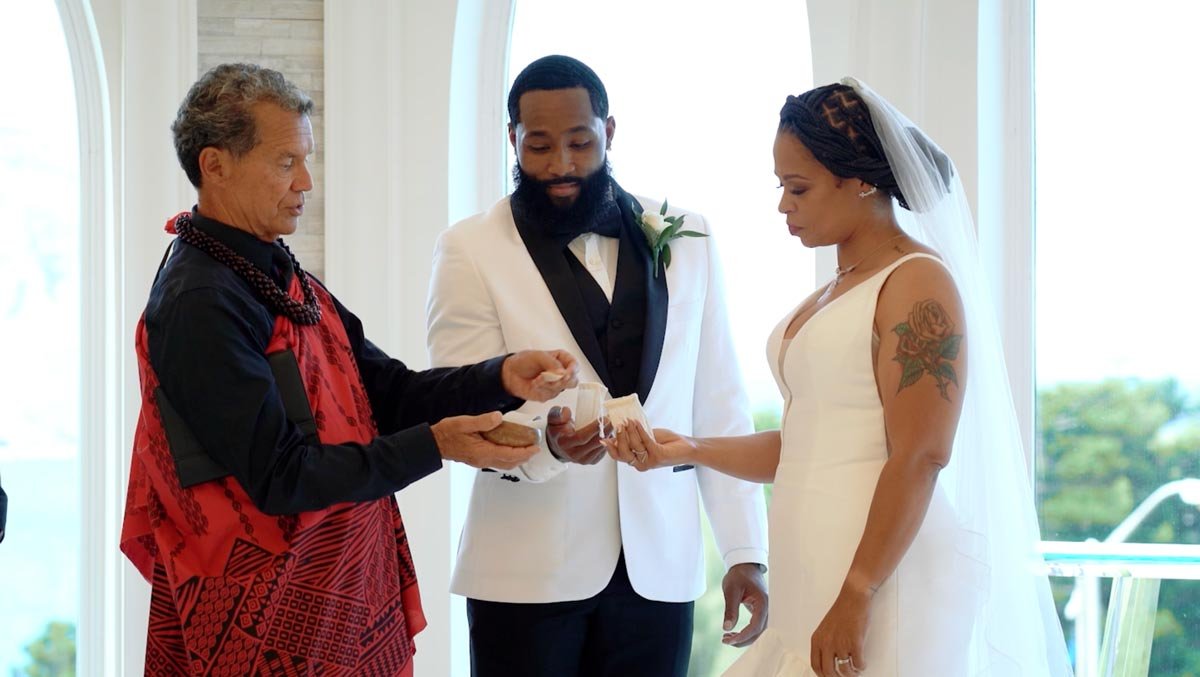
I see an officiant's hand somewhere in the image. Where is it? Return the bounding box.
[501,350,579,402]
[546,406,607,464]
[603,422,694,470]
[721,563,768,647]
[432,412,540,470]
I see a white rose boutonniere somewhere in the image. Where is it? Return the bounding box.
[637,199,707,278]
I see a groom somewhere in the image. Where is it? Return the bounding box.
[426,55,768,676]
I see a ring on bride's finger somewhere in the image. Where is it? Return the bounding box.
[632,450,647,462]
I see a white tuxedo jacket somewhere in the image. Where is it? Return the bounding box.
[426,193,768,603]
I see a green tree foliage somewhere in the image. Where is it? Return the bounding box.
[22,621,75,677]
[751,408,781,435]
[1038,378,1200,675]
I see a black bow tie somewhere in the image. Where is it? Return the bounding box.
[582,217,622,239]
[553,200,623,246]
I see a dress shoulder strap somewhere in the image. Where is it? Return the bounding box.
[879,251,947,276]
[866,252,953,328]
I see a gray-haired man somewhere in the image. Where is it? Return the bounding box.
[119,63,576,674]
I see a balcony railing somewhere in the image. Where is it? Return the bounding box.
[1039,541,1200,677]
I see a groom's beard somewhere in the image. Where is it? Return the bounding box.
[511,161,614,239]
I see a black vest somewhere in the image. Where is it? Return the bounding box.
[511,179,669,406]
[563,236,646,398]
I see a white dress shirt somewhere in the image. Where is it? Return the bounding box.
[566,232,619,302]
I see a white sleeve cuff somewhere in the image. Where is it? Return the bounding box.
[514,423,568,483]
[723,547,769,571]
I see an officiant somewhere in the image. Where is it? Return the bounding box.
[118,62,578,676]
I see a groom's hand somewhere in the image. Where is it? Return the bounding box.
[721,563,768,648]
[546,406,607,465]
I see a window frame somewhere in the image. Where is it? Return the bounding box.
[55,0,199,674]
[977,0,1037,473]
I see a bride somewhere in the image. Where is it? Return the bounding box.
[605,78,1073,676]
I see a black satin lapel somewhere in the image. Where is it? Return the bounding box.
[615,189,668,403]
[510,202,612,388]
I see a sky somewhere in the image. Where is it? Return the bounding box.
[1034,1,1200,392]
[0,0,80,462]
[0,2,80,671]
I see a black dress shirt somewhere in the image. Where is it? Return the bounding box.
[145,209,521,515]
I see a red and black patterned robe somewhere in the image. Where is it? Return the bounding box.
[122,265,425,676]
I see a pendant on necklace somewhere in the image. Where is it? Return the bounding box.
[817,277,838,303]
[823,264,853,302]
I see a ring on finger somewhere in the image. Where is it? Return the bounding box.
[833,655,852,675]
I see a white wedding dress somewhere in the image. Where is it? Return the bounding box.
[725,253,980,676]
[723,77,1071,677]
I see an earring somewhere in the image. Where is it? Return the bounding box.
[858,186,878,198]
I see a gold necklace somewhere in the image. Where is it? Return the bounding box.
[816,235,907,303]
[833,233,905,286]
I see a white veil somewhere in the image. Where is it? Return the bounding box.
[843,76,1073,676]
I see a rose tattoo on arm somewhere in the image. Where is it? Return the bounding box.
[892,299,962,401]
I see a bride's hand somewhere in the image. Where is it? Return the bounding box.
[602,421,695,471]
[810,585,870,676]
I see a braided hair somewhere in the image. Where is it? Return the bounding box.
[779,83,952,211]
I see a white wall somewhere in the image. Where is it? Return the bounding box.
[806,0,979,282]
[72,1,197,674]
[977,0,1035,452]
[198,0,327,278]
[325,1,467,674]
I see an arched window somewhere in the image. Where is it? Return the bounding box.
[508,3,811,672]
[0,2,82,673]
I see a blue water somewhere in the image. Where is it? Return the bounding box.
[0,459,79,674]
